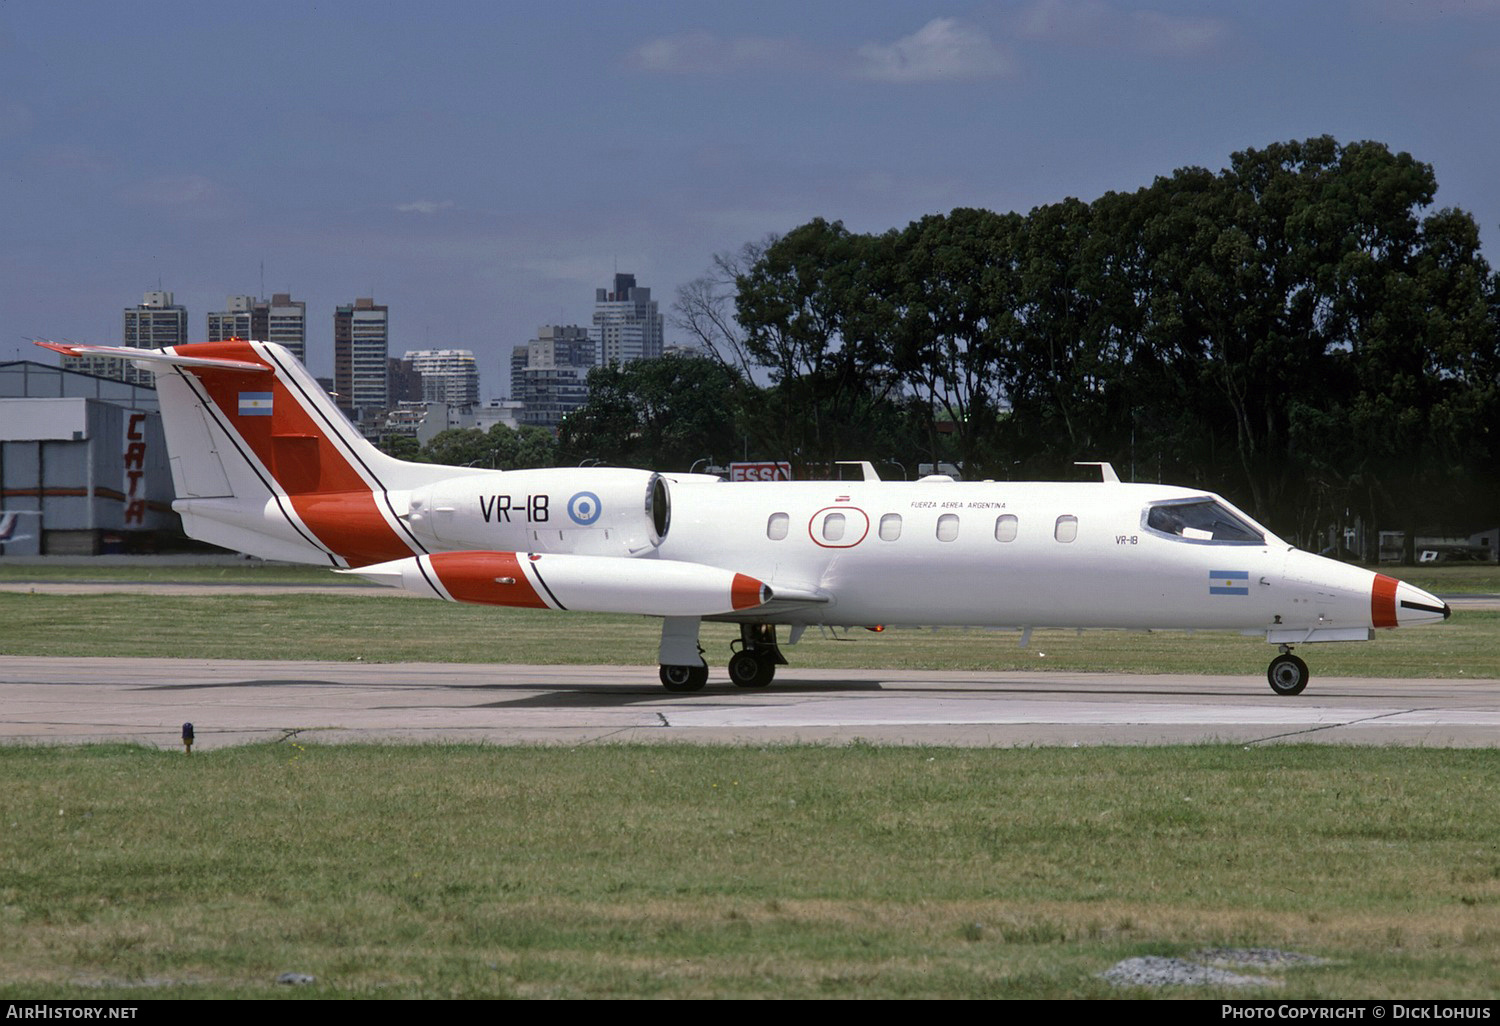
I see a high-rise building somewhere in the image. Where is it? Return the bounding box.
[511,325,596,428]
[63,290,188,385]
[207,295,268,343]
[333,298,389,416]
[267,293,307,365]
[125,291,189,350]
[404,349,481,406]
[592,273,663,367]
[388,357,424,405]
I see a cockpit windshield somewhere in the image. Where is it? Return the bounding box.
[1144,499,1265,544]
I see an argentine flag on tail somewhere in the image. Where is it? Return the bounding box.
[238,392,273,416]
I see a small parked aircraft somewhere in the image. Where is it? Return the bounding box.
[0,511,38,544]
[38,339,1450,695]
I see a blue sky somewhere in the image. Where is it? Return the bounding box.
[4,1,1499,398]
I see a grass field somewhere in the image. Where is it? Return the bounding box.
[0,561,344,585]
[0,589,1493,678]
[2,743,1497,1000]
[1385,564,1500,594]
[2,562,1495,1000]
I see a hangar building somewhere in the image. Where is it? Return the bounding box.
[0,361,177,556]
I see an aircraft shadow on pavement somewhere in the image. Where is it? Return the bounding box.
[463,680,887,709]
[127,677,1471,706]
[133,679,357,690]
[129,676,888,708]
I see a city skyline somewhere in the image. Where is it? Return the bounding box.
[6,3,1500,400]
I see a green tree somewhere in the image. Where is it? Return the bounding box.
[685,135,1500,520]
[421,427,495,468]
[421,423,557,470]
[558,354,748,471]
[673,238,773,382]
[1316,203,1499,557]
[734,218,902,470]
[888,208,1023,477]
[377,434,423,461]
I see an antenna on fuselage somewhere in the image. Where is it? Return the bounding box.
[1075,461,1120,483]
[835,461,881,482]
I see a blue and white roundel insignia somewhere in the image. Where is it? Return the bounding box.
[567,491,602,526]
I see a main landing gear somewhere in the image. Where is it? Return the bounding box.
[1267,645,1310,696]
[727,624,784,688]
[657,619,786,692]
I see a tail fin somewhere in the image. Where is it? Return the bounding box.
[37,340,447,566]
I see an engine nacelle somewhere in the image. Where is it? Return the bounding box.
[399,467,669,556]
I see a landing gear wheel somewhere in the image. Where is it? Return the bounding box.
[1267,653,1310,696]
[728,650,775,688]
[660,663,709,693]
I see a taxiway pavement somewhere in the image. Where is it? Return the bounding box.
[2,656,1497,750]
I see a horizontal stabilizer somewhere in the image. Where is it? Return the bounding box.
[35,340,270,374]
[342,550,774,617]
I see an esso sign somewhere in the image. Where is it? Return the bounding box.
[730,461,792,482]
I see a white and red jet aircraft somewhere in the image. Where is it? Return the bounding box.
[40,339,1451,695]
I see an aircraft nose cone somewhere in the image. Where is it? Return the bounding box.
[1373,574,1450,628]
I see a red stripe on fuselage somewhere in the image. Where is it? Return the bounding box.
[427,551,550,608]
[177,342,413,566]
[1372,573,1400,629]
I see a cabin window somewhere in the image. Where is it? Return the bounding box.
[994,514,1018,543]
[1054,515,1078,543]
[767,512,789,541]
[879,513,902,541]
[1144,499,1264,544]
[823,512,846,542]
[936,514,959,542]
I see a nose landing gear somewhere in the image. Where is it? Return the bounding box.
[660,662,710,692]
[1267,646,1310,696]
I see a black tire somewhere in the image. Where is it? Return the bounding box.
[660,663,708,692]
[1267,653,1310,696]
[728,651,775,688]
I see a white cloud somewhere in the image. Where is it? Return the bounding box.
[628,32,806,74]
[855,18,1016,83]
[395,200,455,215]
[1129,11,1229,57]
[629,20,1013,84]
[1015,0,1228,57]
[1015,0,1113,43]
[116,174,241,222]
